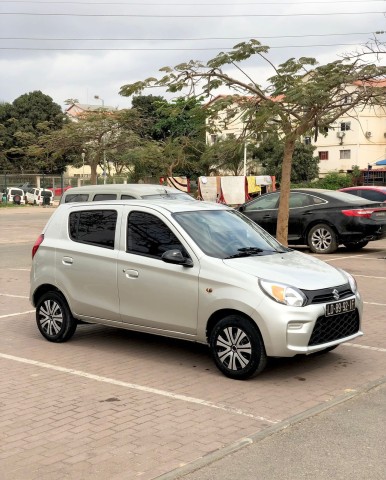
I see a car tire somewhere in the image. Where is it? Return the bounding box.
[209,315,267,380]
[36,291,77,343]
[307,224,338,254]
[13,194,21,205]
[343,240,368,251]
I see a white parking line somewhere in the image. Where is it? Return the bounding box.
[323,254,386,262]
[344,343,386,353]
[0,293,29,299]
[4,268,30,271]
[364,301,386,306]
[0,310,34,319]
[0,352,278,424]
[356,275,386,280]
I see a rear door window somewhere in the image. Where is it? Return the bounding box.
[65,194,89,203]
[93,194,117,201]
[69,210,117,249]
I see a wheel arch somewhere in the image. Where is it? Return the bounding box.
[206,308,263,343]
[32,284,61,307]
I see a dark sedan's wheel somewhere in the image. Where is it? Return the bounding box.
[210,315,267,380]
[36,291,77,342]
[308,224,338,254]
[343,240,368,251]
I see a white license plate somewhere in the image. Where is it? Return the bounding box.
[326,299,355,317]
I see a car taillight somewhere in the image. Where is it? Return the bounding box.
[341,209,374,219]
[32,234,44,259]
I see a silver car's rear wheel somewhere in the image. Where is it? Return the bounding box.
[210,315,267,380]
[308,224,338,254]
[36,291,77,342]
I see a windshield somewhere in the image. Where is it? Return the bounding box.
[141,193,195,201]
[174,209,289,259]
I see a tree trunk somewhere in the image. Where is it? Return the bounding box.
[276,137,296,245]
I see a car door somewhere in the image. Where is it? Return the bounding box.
[55,207,121,322]
[241,192,280,235]
[117,206,199,335]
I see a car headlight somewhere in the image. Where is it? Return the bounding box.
[258,279,307,307]
[337,268,357,293]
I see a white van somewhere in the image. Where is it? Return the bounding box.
[26,188,54,206]
[60,184,195,204]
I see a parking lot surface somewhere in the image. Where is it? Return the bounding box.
[1,207,386,480]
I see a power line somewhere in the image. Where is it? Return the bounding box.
[0,11,384,17]
[0,32,381,41]
[1,32,383,40]
[0,43,371,50]
[0,0,385,4]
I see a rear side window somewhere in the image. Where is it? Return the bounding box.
[127,211,185,258]
[93,194,117,201]
[121,194,136,200]
[69,210,117,249]
[65,194,89,203]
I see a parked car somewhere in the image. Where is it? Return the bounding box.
[47,185,72,197]
[26,188,54,206]
[339,186,386,203]
[30,200,363,379]
[238,188,386,254]
[2,187,26,205]
[59,184,195,204]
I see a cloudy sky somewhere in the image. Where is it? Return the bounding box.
[0,0,385,110]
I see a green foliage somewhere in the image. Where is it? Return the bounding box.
[200,138,244,176]
[252,136,319,183]
[0,91,66,173]
[316,172,353,190]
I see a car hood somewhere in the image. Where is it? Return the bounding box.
[223,250,347,290]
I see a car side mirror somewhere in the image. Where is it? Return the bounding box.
[161,249,193,268]
[239,205,245,212]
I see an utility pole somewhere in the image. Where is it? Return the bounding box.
[94,95,107,184]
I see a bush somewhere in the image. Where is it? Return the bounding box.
[292,172,353,190]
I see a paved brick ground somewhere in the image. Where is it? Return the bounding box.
[1,207,385,479]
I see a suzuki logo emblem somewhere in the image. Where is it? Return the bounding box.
[332,289,340,300]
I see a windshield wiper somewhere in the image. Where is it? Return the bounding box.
[224,247,269,259]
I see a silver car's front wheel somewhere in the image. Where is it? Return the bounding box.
[308,224,338,254]
[210,315,267,380]
[36,291,77,342]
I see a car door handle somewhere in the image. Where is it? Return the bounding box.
[123,269,139,279]
[263,214,272,219]
[62,256,73,265]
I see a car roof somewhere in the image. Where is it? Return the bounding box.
[340,186,386,192]
[57,199,229,214]
[63,184,190,194]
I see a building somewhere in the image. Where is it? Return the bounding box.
[205,85,386,178]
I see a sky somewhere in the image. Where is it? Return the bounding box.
[0,0,385,111]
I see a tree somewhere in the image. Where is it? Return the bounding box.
[0,91,65,173]
[252,135,319,184]
[200,138,245,176]
[40,109,143,184]
[119,40,386,245]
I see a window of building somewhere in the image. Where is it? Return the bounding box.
[340,122,351,131]
[304,136,312,145]
[340,150,351,159]
[319,151,329,160]
[127,211,186,259]
[210,134,218,144]
[69,210,117,249]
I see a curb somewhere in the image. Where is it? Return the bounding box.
[155,374,386,480]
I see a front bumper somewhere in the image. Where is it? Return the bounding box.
[252,291,363,357]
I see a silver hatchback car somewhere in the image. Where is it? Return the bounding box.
[30,201,363,379]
